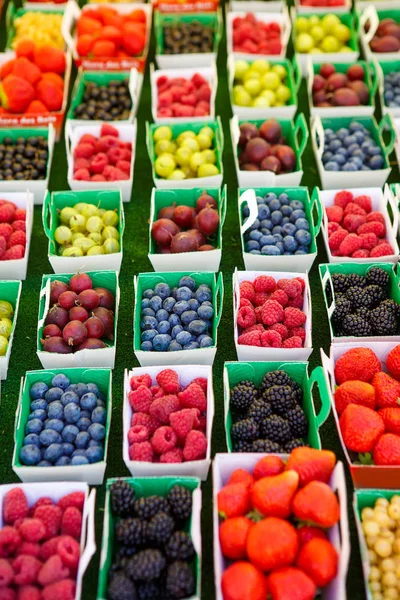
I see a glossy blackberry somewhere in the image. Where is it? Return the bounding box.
[344,273,365,289]
[126,549,166,582]
[260,371,302,402]
[230,380,257,413]
[148,512,175,546]
[366,267,390,288]
[117,545,138,558]
[261,385,298,415]
[260,415,292,444]
[134,496,170,521]
[332,297,352,325]
[356,307,369,320]
[371,305,398,335]
[331,272,352,293]
[166,561,195,599]
[364,285,386,307]
[168,486,192,524]
[381,299,400,318]
[109,554,130,576]
[110,480,135,517]
[247,399,272,424]
[137,581,164,600]
[165,531,195,562]
[231,418,259,442]
[252,439,283,453]
[342,314,373,337]
[284,438,306,452]
[286,406,308,438]
[116,518,148,547]
[233,439,253,452]
[345,286,372,310]
[108,572,137,600]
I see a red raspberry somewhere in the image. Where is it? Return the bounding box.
[284,307,307,328]
[17,542,40,557]
[61,508,82,540]
[197,415,207,432]
[57,492,85,513]
[183,430,207,461]
[149,395,180,423]
[254,306,263,323]
[12,555,41,585]
[14,208,26,221]
[261,300,284,326]
[0,238,6,259]
[128,425,149,444]
[269,289,288,307]
[237,330,261,346]
[283,336,303,348]
[357,221,386,238]
[169,408,200,440]
[57,536,80,570]
[237,305,256,329]
[294,278,306,293]
[29,498,53,516]
[327,222,340,236]
[0,204,15,224]
[328,228,348,251]
[0,589,15,600]
[0,559,13,587]
[34,505,62,539]
[370,242,395,257]
[128,386,153,413]
[130,373,152,390]
[325,205,343,223]
[260,330,282,348]
[38,555,69,586]
[156,369,180,394]
[334,190,353,209]
[360,232,377,250]
[131,412,160,435]
[178,383,207,412]
[74,158,90,171]
[79,134,97,146]
[73,168,90,181]
[11,220,25,232]
[239,281,255,303]
[89,152,109,175]
[91,174,106,182]
[40,537,66,562]
[191,377,208,393]
[342,213,366,233]
[160,448,183,463]
[19,519,45,543]
[17,586,40,600]
[353,195,372,213]
[269,323,288,340]
[0,527,21,557]
[338,233,363,256]
[277,278,302,299]
[73,143,94,159]
[151,426,177,454]
[150,385,161,396]
[41,579,76,600]
[0,224,12,240]
[239,297,252,308]
[253,292,269,307]
[116,160,131,174]
[129,441,153,462]
[343,202,366,217]
[3,489,28,525]
[242,324,264,335]
[253,275,276,293]
[3,245,25,260]
[366,212,385,225]
[101,123,119,137]
[352,249,370,258]
[107,146,128,166]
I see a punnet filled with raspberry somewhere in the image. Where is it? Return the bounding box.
[0,191,33,280]
[213,451,350,600]
[227,10,291,60]
[97,477,201,600]
[224,361,331,454]
[0,279,21,380]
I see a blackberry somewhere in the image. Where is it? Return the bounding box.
[137,581,164,600]
[356,307,369,319]
[134,496,170,521]
[342,314,373,337]
[332,297,352,324]
[259,370,294,393]
[231,418,259,442]
[110,480,135,517]
[126,549,166,582]
[284,438,306,452]
[166,561,195,599]
[233,440,253,452]
[116,518,148,547]
[168,486,192,523]
[108,572,137,600]
[109,554,130,576]
[286,405,308,438]
[344,273,365,289]
[324,281,333,305]
[117,545,138,558]
[252,439,283,453]
[331,272,351,293]
[345,286,372,310]
[366,267,390,288]
[364,284,386,307]
[247,399,272,424]
[371,305,398,335]
[381,299,400,318]
[230,380,257,413]
[261,385,298,415]
[165,531,195,562]
[148,512,175,546]
[260,415,292,444]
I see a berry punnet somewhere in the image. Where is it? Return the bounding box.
[238,120,297,175]
[162,20,214,55]
[294,13,353,54]
[232,14,283,56]
[232,59,292,110]
[0,299,14,356]
[0,135,49,182]
[321,122,386,173]
[73,79,132,122]
[312,63,370,110]
[155,72,212,119]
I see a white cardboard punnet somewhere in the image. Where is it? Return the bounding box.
[0,191,33,280]
[233,268,313,361]
[356,0,399,9]
[213,453,350,600]
[375,60,400,119]
[0,280,22,380]
[123,365,214,480]
[229,0,284,12]
[359,5,400,62]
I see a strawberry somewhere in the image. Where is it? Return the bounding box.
[219,517,253,559]
[286,447,336,487]
[339,404,384,453]
[373,433,400,466]
[246,517,298,572]
[297,526,328,547]
[221,562,268,600]
[334,380,376,414]
[267,567,316,600]
[218,483,250,519]
[296,538,338,587]
[334,347,381,384]
[378,408,400,435]
[227,469,254,487]
[292,481,340,528]
[253,455,285,480]
[387,345,400,380]
[372,372,400,409]
[250,471,299,518]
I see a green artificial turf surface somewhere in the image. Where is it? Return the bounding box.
[1,2,400,598]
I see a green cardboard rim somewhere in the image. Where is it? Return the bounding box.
[293,11,359,53]
[154,10,222,56]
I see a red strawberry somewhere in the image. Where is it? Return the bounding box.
[253,455,285,479]
[247,517,298,572]
[227,469,254,487]
[219,517,253,559]
[250,471,299,518]
[340,404,384,453]
[373,433,400,465]
[334,348,380,384]
[297,526,328,547]
[334,380,376,414]
[221,562,268,600]
[296,538,338,587]
[286,447,336,487]
[218,483,250,519]
[292,481,340,528]
[372,372,400,409]
[378,408,400,435]
[267,567,316,600]
[387,345,400,380]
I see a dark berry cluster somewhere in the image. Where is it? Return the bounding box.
[0,136,48,181]
[229,370,308,453]
[108,481,196,600]
[73,79,132,121]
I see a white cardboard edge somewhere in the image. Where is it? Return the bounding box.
[379,63,400,118]
[0,190,33,281]
[230,0,284,12]
[0,280,22,380]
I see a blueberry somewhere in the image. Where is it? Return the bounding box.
[62,424,79,443]
[154,283,171,299]
[248,218,260,231]
[276,242,284,254]
[28,409,47,422]
[325,161,340,171]
[92,407,106,424]
[282,223,297,236]
[143,288,154,299]
[179,311,196,326]
[176,330,192,345]
[62,442,75,456]
[245,241,260,252]
[88,423,105,441]
[37,460,52,467]
[270,211,283,225]
[168,340,183,351]
[260,219,273,230]
[142,307,156,318]
[269,199,281,211]
[257,204,270,220]
[195,285,212,303]
[329,140,341,152]
[176,286,193,302]
[173,300,190,315]
[171,324,183,339]
[71,455,89,466]
[335,154,346,166]
[264,192,277,203]
[64,403,81,424]
[149,295,162,312]
[47,401,64,420]
[141,329,157,342]
[279,193,290,204]
[259,235,275,247]
[291,210,305,223]
[322,151,333,163]
[30,399,47,411]
[290,201,303,211]
[343,162,358,171]
[25,419,43,435]
[141,298,150,310]
[153,334,171,352]
[336,148,348,158]
[295,249,308,255]
[39,428,61,447]
[349,121,364,133]
[44,443,63,463]
[294,218,309,231]
[183,342,199,349]
[188,299,200,311]
[163,297,176,312]
[75,383,88,398]
[80,393,97,411]
[283,235,298,253]
[141,315,158,331]
[45,419,64,433]
[86,445,104,463]
[199,335,214,348]
[72,449,87,458]
[261,245,281,255]
[369,155,384,169]
[157,320,170,334]
[256,195,264,204]
[272,226,282,235]
[168,314,180,328]
[45,387,63,402]
[242,204,250,218]
[249,230,262,241]
[87,385,99,398]
[178,276,195,290]
[20,444,41,465]
[24,433,40,447]
[280,204,293,216]
[88,439,102,448]
[367,145,382,157]
[295,229,312,246]
[141,341,153,351]
[348,143,359,155]
[349,156,362,169]
[273,233,283,243]
[30,382,48,400]
[198,304,214,320]
[260,228,271,235]
[51,374,70,390]
[75,431,90,449]
[55,456,71,466]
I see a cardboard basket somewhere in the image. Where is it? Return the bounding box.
[150,63,218,123]
[0,280,22,380]
[223,361,331,451]
[307,59,378,118]
[37,270,120,369]
[123,365,214,479]
[133,271,224,366]
[359,6,400,62]
[62,1,153,72]
[148,186,226,272]
[146,118,224,189]
[227,54,301,120]
[311,114,394,189]
[320,262,400,344]
[65,121,136,203]
[321,340,400,488]
[6,3,65,49]
[213,454,350,600]
[154,10,222,70]
[0,126,55,205]
[231,113,308,188]
[316,184,399,263]
[42,189,125,274]
[0,191,33,281]
[233,268,313,361]
[229,0,284,12]
[238,186,322,272]
[376,59,400,119]
[356,0,399,11]
[12,367,112,485]
[0,481,96,600]
[97,476,202,600]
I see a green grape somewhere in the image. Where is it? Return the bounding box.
[102,226,119,240]
[59,206,78,225]
[88,232,103,245]
[0,335,8,356]
[103,238,120,254]
[0,301,13,319]
[74,202,89,214]
[87,245,104,256]
[62,246,83,257]
[70,214,86,233]
[86,216,103,233]
[0,318,12,339]
[81,204,99,219]
[102,210,119,227]
[54,226,72,245]
[71,232,85,244]
[75,237,95,254]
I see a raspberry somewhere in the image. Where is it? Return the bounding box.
[12,555,41,585]
[3,245,25,260]
[12,220,25,232]
[253,275,276,293]
[353,195,372,213]
[149,395,180,424]
[283,336,303,348]
[0,224,12,240]
[178,383,207,412]
[269,323,289,340]
[0,527,21,557]
[57,536,80,570]
[131,412,160,436]
[253,292,269,307]
[0,238,6,259]
[156,369,180,394]
[57,492,85,513]
[40,537,65,562]
[277,279,302,299]
[17,586,40,600]
[160,448,183,463]
[79,134,97,146]
[73,168,90,181]
[344,202,366,217]
[334,190,353,208]
[91,174,106,182]
[3,489,28,525]
[261,300,284,326]
[19,519,45,543]
[169,408,200,440]
[294,278,306,293]
[284,307,307,328]
[41,579,76,600]
[328,228,348,251]
[0,589,15,600]
[0,559,13,587]
[239,297,252,308]
[237,330,261,346]
[237,305,256,329]
[254,306,263,323]
[366,212,385,225]
[328,222,340,236]
[260,330,282,348]
[370,242,394,257]
[239,281,255,303]
[242,324,264,335]
[73,143,94,159]
[107,146,127,165]
[150,385,161,396]
[289,327,306,341]
[128,425,149,444]
[38,555,69,586]
[191,378,208,393]
[0,204,15,223]
[7,230,26,249]
[61,508,82,540]
[338,233,363,256]
[14,209,26,221]
[101,123,119,137]
[17,542,40,557]
[352,249,370,258]
[151,426,177,454]
[269,289,288,307]
[342,213,366,233]
[30,498,53,516]
[129,441,153,462]
[34,505,62,539]
[326,205,343,223]
[358,221,386,237]
[183,430,207,461]
[128,386,153,413]
[360,232,377,250]
[116,160,131,174]
[130,373,152,390]
[74,158,90,171]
